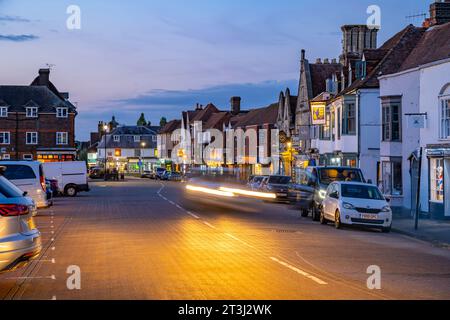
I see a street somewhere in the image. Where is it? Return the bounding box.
[1,178,449,300]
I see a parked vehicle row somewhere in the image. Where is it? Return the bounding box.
[141,168,183,182]
[249,166,392,233]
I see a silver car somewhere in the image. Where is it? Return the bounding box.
[0,167,42,274]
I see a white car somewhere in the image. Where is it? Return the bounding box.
[43,161,90,197]
[320,182,392,232]
[0,161,49,209]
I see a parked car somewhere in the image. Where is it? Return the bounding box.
[0,161,49,208]
[320,182,392,233]
[43,162,90,197]
[167,172,183,182]
[141,170,153,179]
[247,175,268,190]
[260,175,292,201]
[294,166,366,221]
[89,167,105,179]
[154,168,167,180]
[0,166,42,273]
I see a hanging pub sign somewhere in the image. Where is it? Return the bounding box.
[311,103,327,125]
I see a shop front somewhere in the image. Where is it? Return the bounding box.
[427,145,450,220]
[319,152,358,168]
[37,149,77,163]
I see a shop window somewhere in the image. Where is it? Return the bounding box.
[430,158,444,203]
[382,159,402,196]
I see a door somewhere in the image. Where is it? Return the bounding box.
[323,184,336,219]
[445,159,450,217]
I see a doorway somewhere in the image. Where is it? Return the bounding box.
[445,159,450,217]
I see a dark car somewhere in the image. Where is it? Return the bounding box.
[167,172,183,182]
[154,168,167,180]
[261,175,292,201]
[247,175,267,190]
[89,167,105,179]
[141,170,153,179]
[294,166,366,221]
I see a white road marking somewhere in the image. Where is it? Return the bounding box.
[225,233,255,248]
[203,221,216,229]
[176,204,182,209]
[186,211,200,219]
[270,257,327,285]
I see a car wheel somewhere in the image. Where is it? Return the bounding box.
[311,205,320,221]
[335,210,342,229]
[382,226,391,233]
[65,186,77,197]
[320,210,327,225]
[301,209,309,217]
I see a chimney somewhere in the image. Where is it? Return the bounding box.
[301,49,306,62]
[230,96,241,115]
[331,58,337,64]
[316,58,322,64]
[428,0,450,27]
[324,58,330,64]
[38,68,50,86]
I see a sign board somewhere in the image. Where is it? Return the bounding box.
[408,114,426,129]
[311,103,326,125]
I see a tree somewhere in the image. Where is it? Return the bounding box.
[160,117,167,127]
[137,113,147,126]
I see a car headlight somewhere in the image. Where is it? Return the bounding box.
[343,202,355,210]
[381,206,391,212]
[318,189,327,199]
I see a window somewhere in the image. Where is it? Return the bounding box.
[440,99,450,139]
[1,165,36,180]
[381,159,403,196]
[56,132,68,145]
[26,132,38,145]
[23,154,33,161]
[56,107,68,118]
[382,97,402,142]
[355,61,367,80]
[26,107,38,118]
[152,135,157,142]
[0,132,10,144]
[319,113,331,140]
[134,135,141,142]
[113,135,120,142]
[342,103,356,135]
[430,158,444,203]
[0,107,7,117]
[2,154,10,160]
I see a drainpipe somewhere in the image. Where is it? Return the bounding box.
[356,91,361,168]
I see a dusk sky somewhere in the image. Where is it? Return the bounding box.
[1,0,429,140]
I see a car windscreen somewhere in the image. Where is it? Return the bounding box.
[268,176,291,184]
[318,169,363,185]
[0,176,24,198]
[341,184,384,200]
[1,165,37,180]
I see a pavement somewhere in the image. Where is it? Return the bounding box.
[392,218,450,248]
[1,178,449,300]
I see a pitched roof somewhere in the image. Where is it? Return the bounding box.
[98,126,157,149]
[340,24,426,94]
[398,22,450,72]
[203,112,231,130]
[190,103,220,122]
[309,63,342,98]
[232,103,279,128]
[159,120,181,134]
[0,85,77,113]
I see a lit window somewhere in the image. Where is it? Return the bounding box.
[56,107,68,118]
[26,132,38,145]
[26,107,38,118]
[0,132,10,144]
[430,158,444,203]
[0,107,8,117]
[56,132,68,145]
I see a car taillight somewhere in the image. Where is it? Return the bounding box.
[0,204,30,217]
[40,175,46,192]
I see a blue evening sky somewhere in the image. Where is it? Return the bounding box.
[0,0,429,140]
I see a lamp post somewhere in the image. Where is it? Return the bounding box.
[103,125,109,181]
[140,141,146,175]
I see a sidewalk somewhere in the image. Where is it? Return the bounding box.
[392,218,450,248]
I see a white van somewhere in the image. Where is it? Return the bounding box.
[0,161,49,209]
[43,161,90,197]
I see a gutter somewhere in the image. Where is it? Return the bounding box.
[379,57,450,80]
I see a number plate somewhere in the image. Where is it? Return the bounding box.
[277,193,287,197]
[362,214,378,220]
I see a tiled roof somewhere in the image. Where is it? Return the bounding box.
[232,103,279,128]
[203,112,231,130]
[398,22,450,72]
[0,85,76,113]
[159,120,181,134]
[309,63,342,98]
[190,103,220,122]
[98,126,157,149]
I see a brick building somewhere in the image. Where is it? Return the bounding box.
[0,69,77,161]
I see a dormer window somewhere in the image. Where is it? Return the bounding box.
[57,107,68,118]
[134,135,141,142]
[26,107,38,118]
[355,61,367,80]
[0,106,7,117]
[114,135,120,142]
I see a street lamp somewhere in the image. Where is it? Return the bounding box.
[103,125,109,181]
[140,141,146,174]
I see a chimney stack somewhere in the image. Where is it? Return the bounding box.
[316,58,322,64]
[38,68,50,86]
[324,58,330,64]
[426,0,450,27]
[230,96,241,115]
[331,58,337,64]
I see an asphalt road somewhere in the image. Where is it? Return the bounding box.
[1,178,449,300]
